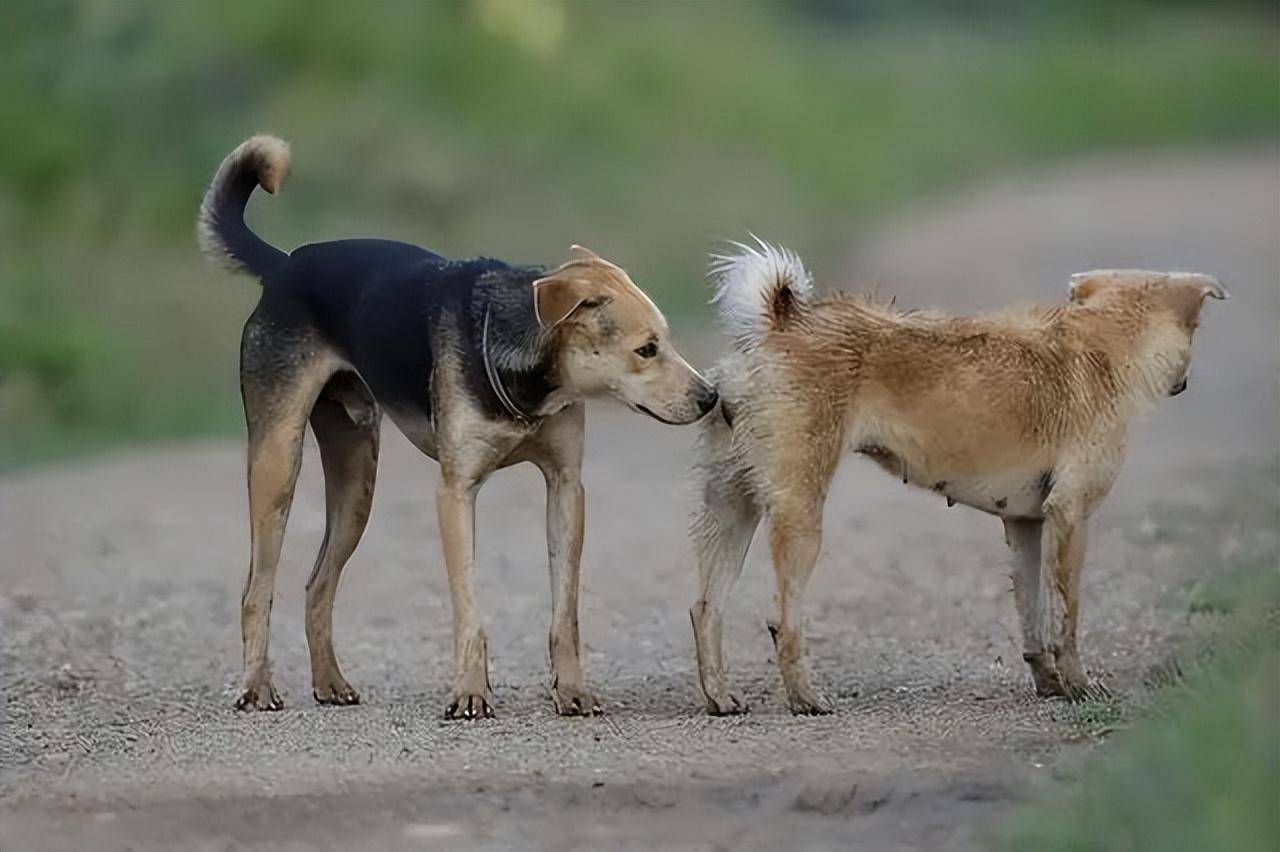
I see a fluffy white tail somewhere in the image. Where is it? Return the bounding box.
[709,237,813,350]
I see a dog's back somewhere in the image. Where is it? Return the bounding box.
[196,135,550,427]
[701,241,1169,518]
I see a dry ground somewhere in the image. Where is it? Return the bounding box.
[2,151,1276,851]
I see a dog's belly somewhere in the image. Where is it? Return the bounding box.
[855,444,1048,518]
[923,470,1047,518]
[382,404,439,458]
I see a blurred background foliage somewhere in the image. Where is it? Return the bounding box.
[0,0,1276,467]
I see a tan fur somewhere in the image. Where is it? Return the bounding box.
[535,246,711,424]
[691,249,1223,714]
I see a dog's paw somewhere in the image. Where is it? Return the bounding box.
[1055,655,1096,702]
[1024,652,1067,698]
[313,679,361,706]
[1063,679,1112,703]
[1057,666,1106,703]
[786,689,834,716]
[445,690,494,720]
[705,691,748,716]
[235,682,283,712]
[551,682,603,717]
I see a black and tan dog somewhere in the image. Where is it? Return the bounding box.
[198,135,716,718]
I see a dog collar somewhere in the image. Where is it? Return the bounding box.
[481,303,535,426]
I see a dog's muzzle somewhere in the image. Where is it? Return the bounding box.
[1169,376,1188,396]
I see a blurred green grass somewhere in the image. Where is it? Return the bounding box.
[991,555,1280,852]
[1,0,1277,468]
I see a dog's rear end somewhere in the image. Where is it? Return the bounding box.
[198,136,384,710]
[690,241,840,714]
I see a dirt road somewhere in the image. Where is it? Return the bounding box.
[2,151,1276,851]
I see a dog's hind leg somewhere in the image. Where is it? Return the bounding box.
[1003,517,1065,697]
[767,499,833,715]
[752,404,844,711]
[237,325,335,711]
[305,374,380,706]
[690,462,760,716]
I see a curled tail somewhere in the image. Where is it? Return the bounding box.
[709,237,813,351]
[197,135,291,280]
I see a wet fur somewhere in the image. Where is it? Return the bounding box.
[200,136,715,718]
[691,240,1223,714]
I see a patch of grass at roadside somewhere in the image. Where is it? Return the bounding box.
[1187,555,1280,616]
[991,556,1280,852]
[1058,692,1130,737]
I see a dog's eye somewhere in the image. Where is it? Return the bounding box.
[580,298,602,309]
[634,342,658,359]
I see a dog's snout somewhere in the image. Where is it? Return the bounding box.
[1169,376,1188,396]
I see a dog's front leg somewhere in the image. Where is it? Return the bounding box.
[1041,501,1090,699]
[543,467,599,716]
[524,405,600,716]
[437,477,493,719]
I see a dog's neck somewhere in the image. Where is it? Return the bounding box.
[477,275,562,424]
[1056,305,1171,415]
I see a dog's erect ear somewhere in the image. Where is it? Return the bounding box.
[1169,271,1230,301]
[1067,272,1102,303]
[568,244,602,263]
[533,271,598,328]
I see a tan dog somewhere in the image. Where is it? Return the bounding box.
[690,240,1225,714]
[199,136,716,718]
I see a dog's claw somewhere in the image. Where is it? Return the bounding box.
[313,682,361,706]
[445,692,494,720]
[235,683,283,712]
[707,692,748,716]
[552,683,603,716]
[1060,677,1108,703]
[787,691,834,715]
[1025,652,1069,698]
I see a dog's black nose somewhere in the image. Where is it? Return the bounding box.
[1170,377,1188,396]
[699,387,719,415]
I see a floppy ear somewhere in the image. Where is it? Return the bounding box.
[533,272,596,328]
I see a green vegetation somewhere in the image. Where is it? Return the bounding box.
[993,555,1280,852]
[1,1,1277,467]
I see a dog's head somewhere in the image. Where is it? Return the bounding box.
[1068,269,1227,397]
[534,246,717,423]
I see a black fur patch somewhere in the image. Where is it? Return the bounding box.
[774,286,795,321]
[259,239,555,426]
